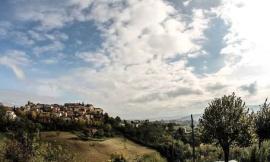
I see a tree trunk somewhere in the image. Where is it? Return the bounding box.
[223,146,230,162]
[259,138,262,149]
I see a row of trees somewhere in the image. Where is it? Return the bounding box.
[199,93,270,162]
[117,119,193,161]
[114,93,270,162]
[2,93,270,162]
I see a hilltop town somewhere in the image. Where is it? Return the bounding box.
[4,101,104,126]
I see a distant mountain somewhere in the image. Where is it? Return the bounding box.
[157,104,260,123]
[155,113,202,124]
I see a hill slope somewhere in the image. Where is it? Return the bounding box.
[41,131,166,162]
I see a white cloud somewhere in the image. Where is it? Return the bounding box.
[0,50,29,80]
[0,23,35,46]
[33,41,64,56]
[42,59,58,64]
[28,30,69,42]
[76,52,110,67]
[8,0,214,118]
[201,0,270,105]
[89,0,210,66]
[36,82,63,98]
[16,4,69,30]
[7,0,270,118]
[217,0,270,76]
[14,0,93,30]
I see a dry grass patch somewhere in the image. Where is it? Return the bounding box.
[41,131,166,162]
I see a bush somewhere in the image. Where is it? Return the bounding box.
[232,141,270,162]
[39,142,76,162]
[137,153,166,162]
[110,153,127,162]
[195,144,223,162]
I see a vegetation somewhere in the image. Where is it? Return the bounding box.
[3,92,270,161]
[199,93,253,162]
[117,120,193,161]
[255,98,270,148]
[0,121,75,162]
[110,153,127,162]
[137,153,167,162]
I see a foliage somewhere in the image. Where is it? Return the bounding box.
[194,144,223,162]
[199,93,254,162]
[5,93,270,161]
[255,98,270,147]
[1,118,41,162]
[39,142,76,162]
[3,132,39,162]
[110,153,127,162]
[118,120,192,161]
[137,153,167,162]
[0,132,75,162]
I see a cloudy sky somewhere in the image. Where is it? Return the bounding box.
[0,0,269,119]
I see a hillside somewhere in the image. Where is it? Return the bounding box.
[40,131,166,162]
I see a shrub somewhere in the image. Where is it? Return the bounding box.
[110,153,127,162]
[137,153,166,162]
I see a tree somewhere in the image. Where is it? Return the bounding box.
[199,93,253,162]
[174,127,187,143]
[0,105,6,130]
[4,119,41,162]
[255,98,270,148]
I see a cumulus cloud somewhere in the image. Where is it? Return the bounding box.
[13,0,93,30]
[4,0,214,118]
[206,82,227,91]
[3,0,270,119]
[33,41,64,56]
[0,50,29,79]
[76,52,110,67]
[94,0,210,65]
[217,0,270,83]
[166,87,203,97]
[130,87,203,103]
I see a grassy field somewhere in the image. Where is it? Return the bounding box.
[40,131,166,162]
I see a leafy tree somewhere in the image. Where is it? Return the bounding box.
[4,118,41,162]
[199,93,253,162]
[255,98,270,148]
[167,123,175,133]
[29,111,37,121]
[174,127,187,143]
[0,105,6,130]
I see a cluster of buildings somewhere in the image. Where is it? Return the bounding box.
[5,101,104,124]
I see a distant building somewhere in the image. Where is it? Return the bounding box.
[13,101,105,124]
[94,108,103,114]
[5,110,17,120]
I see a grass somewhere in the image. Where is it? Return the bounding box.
[40,131,166,162]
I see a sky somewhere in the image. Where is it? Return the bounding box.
[0,0,269,119]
